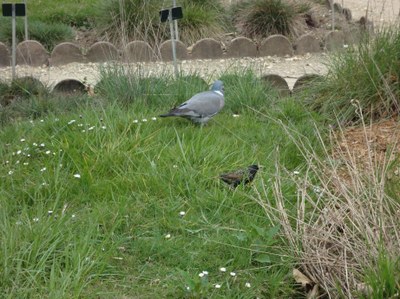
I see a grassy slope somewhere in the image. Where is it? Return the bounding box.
[25,0,98,25]
[0,79,322,297]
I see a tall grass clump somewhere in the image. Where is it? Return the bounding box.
[231,0,310,38]
[95,0,165,47]
[95,0,227,47]
[253,108,400,297]
[177,0,228,45]
[220,70,279,113]
[306,28,400,123]
[0,19,74,51]
[21,0,98,27]
[96,65,208,109]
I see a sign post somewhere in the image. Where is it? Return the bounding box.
[331,1,335,30]
[2,3,26,80]
[160,6,183,78]
[172,0,179,41]
[24,0,28,40]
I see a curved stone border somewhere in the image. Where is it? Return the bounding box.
[87,41,120,63]
[159,40,188,61]
[324,31,345,51]
[292,74,323,93]
[0,2,364,69]
[226,37,257,58]
[123,41,154,62]
[190,38,223,60]
[262,74,291,97]
[53,79,86,94]
[294,34,321,55]
[51,42,85,66]
[259,35,293,57]
[1,73,325,99]
[16,40,49,66]
[0,42,10,67]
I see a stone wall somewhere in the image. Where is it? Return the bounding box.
[0,30,364,68]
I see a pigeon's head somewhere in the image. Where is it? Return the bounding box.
[211,80,224,95]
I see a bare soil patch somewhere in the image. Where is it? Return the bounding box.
[332,119,400,180]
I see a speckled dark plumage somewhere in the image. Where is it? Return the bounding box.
[220,164,260,188]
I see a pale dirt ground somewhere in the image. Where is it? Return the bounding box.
[338,0,399,27]
[0,54,329,90]
[0,0,398,90]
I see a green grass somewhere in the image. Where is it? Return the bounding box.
[1,56,399,297]
[94,0,228,47]
[0,70,324,298]
[0,0,92,51]
[0,19,74,51]
[231,0,310,39]
[305,28,400,123]
[16,0,98,27]
[361,250,400,298]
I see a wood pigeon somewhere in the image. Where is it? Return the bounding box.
[220,165,260,188]
[160,80,224,124]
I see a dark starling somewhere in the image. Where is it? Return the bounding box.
[219,164,260,188]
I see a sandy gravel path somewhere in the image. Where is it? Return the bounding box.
[338,0,399,26]
[0,54,329,90]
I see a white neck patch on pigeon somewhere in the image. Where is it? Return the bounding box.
[214,90,223,96]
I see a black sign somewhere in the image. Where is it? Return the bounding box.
[160,6,183,23]
[2,3,26,17]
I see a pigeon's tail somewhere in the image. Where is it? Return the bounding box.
[159,113,173,118]
[160,107,194,118]
[159,107,182,117]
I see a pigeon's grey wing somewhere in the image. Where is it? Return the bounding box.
[179,91,224,117]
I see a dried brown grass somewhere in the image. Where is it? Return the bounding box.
[253,110,400,297]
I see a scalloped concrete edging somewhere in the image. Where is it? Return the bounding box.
[86,41,119,63]
[0,73,323,98]
[0,42,10,67]
[0,31,359,68]
[292,74,323,93]
[53,79,86,95]
[259,35,293,57]
[160,40,188,61]
[123,40,155,62]
[262,74,291,97]
[294,34,322,55]
[191,38,223,59]
[16,40,49,67]
[324,31,345,51]
[226,37,257,58]
[0,1,367,69]
[51,42,85,66]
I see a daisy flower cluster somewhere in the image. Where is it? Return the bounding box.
[184,267,252,293]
